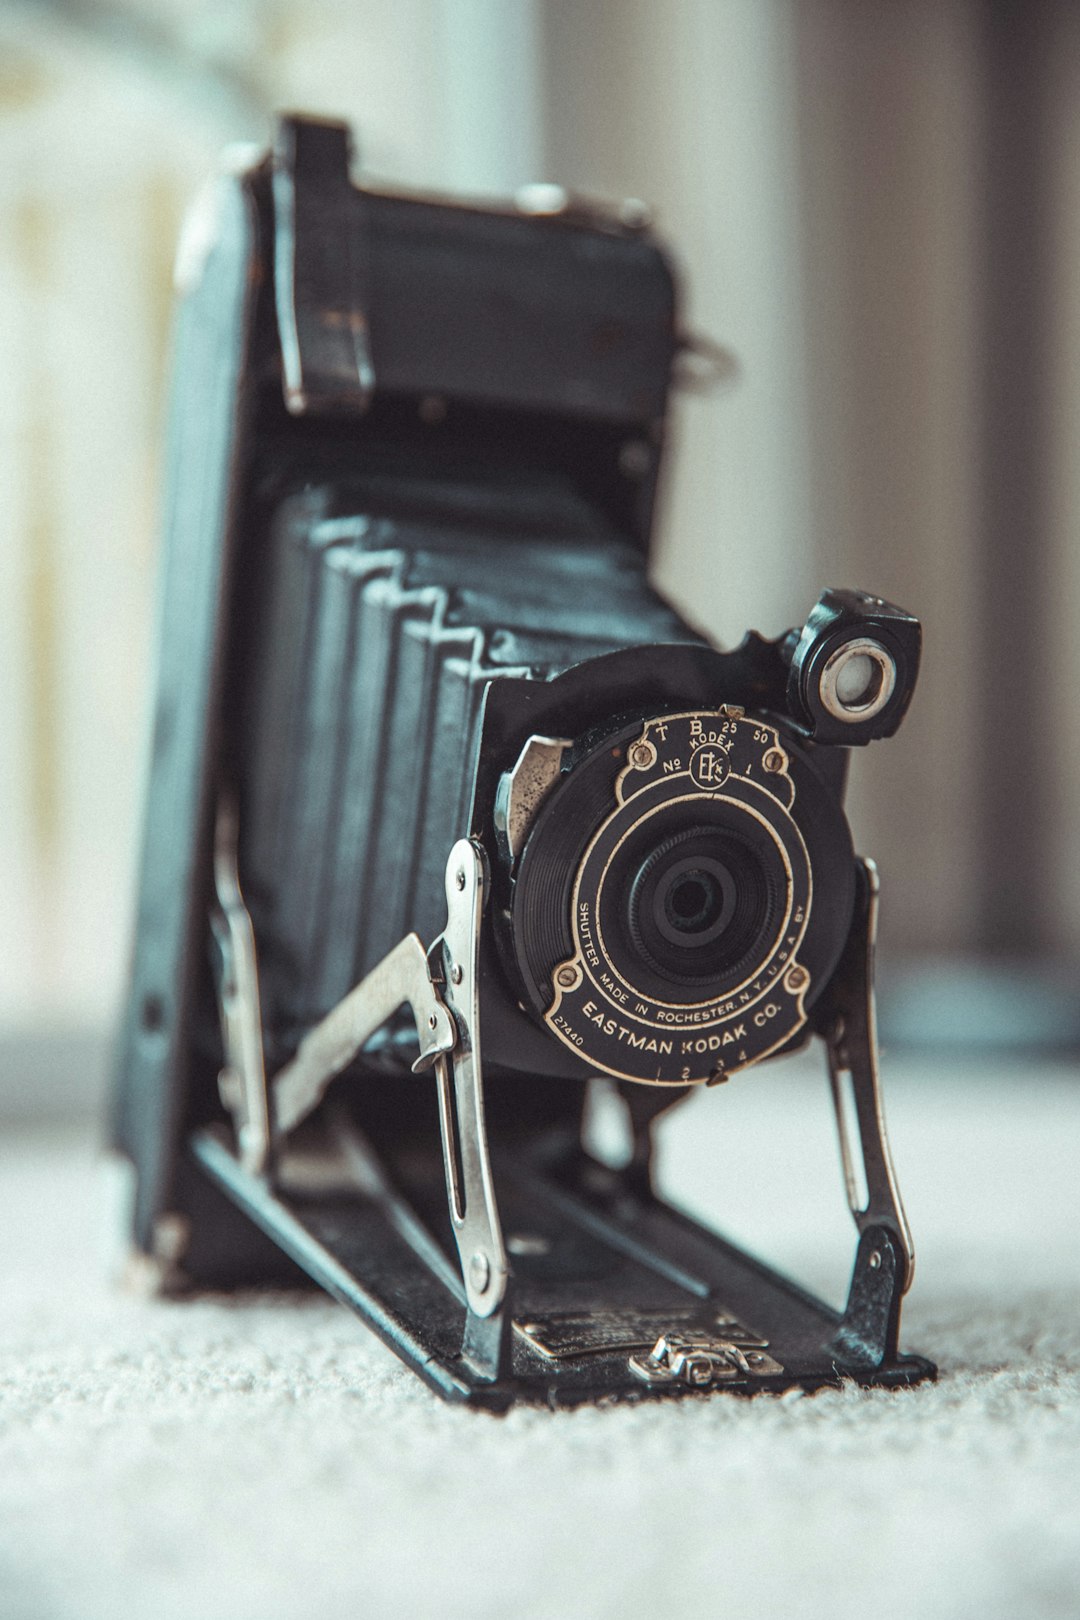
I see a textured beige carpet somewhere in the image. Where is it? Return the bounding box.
[2,1055,1078,1620]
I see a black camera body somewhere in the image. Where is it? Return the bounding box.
[113,117,933,1406]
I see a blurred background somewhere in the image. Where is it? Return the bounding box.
[2,0,1078,1119]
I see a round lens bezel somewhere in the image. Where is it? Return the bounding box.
[507,702,856,1086]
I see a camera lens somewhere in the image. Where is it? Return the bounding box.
[623,823,778,991]
[512,706,859,1082]
[644,851,736,948]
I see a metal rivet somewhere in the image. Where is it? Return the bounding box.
[451,964,463,986]
[515,181,568,216]
[619,439,652,479]
[140,993,166,1033]
[455,868,466,891]
[469,1251,490,1292]
[506,1232,551,1257]
[868,1250,882,1271]
[428,1013,438,1030]
[618,197,651,230]
[418,394,446,424]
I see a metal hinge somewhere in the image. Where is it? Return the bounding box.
[209,793,507,1319]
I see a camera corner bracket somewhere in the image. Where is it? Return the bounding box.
[811,856,918,1368]
[817,857,915,1290]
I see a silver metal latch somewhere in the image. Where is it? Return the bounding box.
[629,1330,784,1388]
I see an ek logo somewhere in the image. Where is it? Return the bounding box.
[690,748,730,791]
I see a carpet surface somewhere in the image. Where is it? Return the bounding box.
[2,1055,1078,1620]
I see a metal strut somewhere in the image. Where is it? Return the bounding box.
[432,842,509,1321]
[273,934,456,1136]
[209,795,271,1176]
[210,805,508,1324]
[820,856,915,1290]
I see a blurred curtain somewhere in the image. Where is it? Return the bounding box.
[792,0,1080,972]
[546,0,1080,990]
[2,0,1078,1053]
[0,0,542,1035]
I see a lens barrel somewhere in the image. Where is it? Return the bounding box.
[508,706,855,1085]
[625,825,774,989]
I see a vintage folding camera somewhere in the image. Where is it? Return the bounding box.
[113,115,934,1407]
